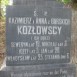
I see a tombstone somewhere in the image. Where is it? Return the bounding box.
[0,0,76,77]
[1,64,76,77]
[13,0,64,7]
[6,0,71,66]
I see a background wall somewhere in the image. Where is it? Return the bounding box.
[72,10,77,75]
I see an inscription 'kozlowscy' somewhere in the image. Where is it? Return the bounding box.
[17,26,62,35]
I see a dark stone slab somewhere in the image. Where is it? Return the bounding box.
[6,5,71,66]
[1,64,76,77]
[13,0,64,7]
[0,71,11,77]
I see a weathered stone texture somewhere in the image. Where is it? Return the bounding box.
[0,8,77,75]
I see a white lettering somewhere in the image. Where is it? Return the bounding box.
[17,26,62,35]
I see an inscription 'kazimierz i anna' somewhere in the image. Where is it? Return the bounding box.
[8,17,70,25]
[8,17,70,35]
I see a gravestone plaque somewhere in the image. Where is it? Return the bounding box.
[13,0,64,7]
[1,64,76,77]
[6,5,71,66]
